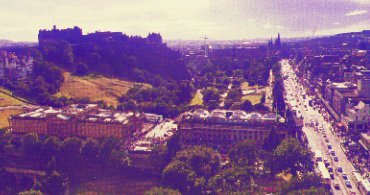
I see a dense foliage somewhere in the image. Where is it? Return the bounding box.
[39,32,190,83]
[0,132,130,194]
[158,137,320,194]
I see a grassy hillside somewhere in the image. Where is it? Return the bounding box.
[0,109,25,129]
[55,72,151,106]
[0,87,27,107]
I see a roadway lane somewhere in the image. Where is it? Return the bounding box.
[280,59,360,195]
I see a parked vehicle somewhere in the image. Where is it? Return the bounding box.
[345,180,352,188]
[342,173,348,180]
[330,172,334,180]
[334,182,340,190]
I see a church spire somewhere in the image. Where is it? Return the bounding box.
[275,33,281,48]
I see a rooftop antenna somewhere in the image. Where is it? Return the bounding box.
[201,35,209,57]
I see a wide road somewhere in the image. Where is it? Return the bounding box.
[280,59,360,195]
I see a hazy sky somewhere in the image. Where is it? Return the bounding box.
[0,0,369,41]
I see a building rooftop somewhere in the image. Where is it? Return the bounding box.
[14,104,139,124]
[183,109,282,124]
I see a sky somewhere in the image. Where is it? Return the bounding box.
[0,0,369,41]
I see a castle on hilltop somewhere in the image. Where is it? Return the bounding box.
[38,25,163,46]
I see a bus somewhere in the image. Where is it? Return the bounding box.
[318,161,331,185]
[359,179,370,195]
[315,150,323,162]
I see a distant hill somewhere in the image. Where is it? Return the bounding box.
[0,39,36,48]
[55,72,151,106]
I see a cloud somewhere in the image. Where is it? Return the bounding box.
[263,23,273,29]
[345,10,368,16]
[350,0,370,5]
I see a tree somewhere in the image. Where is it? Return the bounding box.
[22,133,41,157]
[175,146,221,178]
[241,100,253,112]
[75,63,88,76]
[0,169,16,193]
[81,139,100,161]
[0,128,12,153]
[144,187,181,195]
[166,132,181,159]
[262,127,282,152]
[179,81,194,103]
[286,187,330,195]
[150,145,169,172]
[228,140,259,166]
[162,160,196,193]
[207,167,252,193]
[280,173,327,194]
[98,137,119,165]
[58,137,83,180]
[109,149,130,169]
[203,88,220,107]
[41,136,61,161]
[272,138,310,175]
[42,171,66,195]
[260,92,266,104]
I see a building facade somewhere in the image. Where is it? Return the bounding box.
[10,104,143,141]
[0,51,33,80]
[177,109,299,145]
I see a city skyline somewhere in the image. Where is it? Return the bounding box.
[0,0,369,41]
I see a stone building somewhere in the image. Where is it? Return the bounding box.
[177,109,300,145]
[10,104,143,142]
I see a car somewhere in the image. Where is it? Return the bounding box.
[327,166,333,172]
[337,167,343,172]
[342,173,348,180]
[327,144,332,149]
[330,150,336,156]
[323,134,327,138]
[334,182,340,190]
[334,156,338,162]
[345,180,352,188]
[325,138,329,142]
[330,172,334,180]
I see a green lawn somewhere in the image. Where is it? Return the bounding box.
[190,90,203,106]
[241,82,262,91]
[0,109,25,129]
[0,88,26,107]
[241,94,262,105]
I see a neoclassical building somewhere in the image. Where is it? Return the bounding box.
[177,109,301,145]
[10,104,143,141]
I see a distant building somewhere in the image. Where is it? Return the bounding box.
[177,109,300,145]
[357,70,370,98]
[342,100,370,133]
[324,81,358,119]
[0,51,33,80]
[10,104,143,142]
